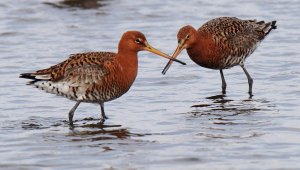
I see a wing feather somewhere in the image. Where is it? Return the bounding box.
[22,52,116,85]
[199,17,275,57]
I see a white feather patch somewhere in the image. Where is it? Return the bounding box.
[34,74,51,80]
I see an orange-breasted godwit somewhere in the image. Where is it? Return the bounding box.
[162,17,277,95]
[20,31,185,125]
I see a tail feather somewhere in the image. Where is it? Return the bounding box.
[20,72,76,100]
[263,20,277,35]
[20,73,36,80]
[20,72,51,84]
[20,72,51,79]
[271,21,277,29]
[20,72,63,96]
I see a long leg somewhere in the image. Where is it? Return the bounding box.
[99,103,108,124]
[241,65,253,95]
[220,69,227,94]
[69,101,81,125]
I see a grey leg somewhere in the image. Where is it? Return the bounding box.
[69,101,81,125]
[99,103,108,124]
[220,69,227,94]
[241,65,253,95]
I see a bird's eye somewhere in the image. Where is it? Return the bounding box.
[186,35,190,39]
[135,38,141,44]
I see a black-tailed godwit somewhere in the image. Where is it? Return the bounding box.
[162,17,277,95]
[20,31,185,125]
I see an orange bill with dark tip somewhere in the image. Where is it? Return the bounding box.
[162,40,186,75]
[143,42,186,65]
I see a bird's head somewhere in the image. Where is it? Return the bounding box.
[162,25,197,75]
[118,31,185,64]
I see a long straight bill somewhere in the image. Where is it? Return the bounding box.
[144,42,186,65]
[162,43,183,75]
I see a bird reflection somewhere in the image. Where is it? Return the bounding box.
[189,94,277,139]
[68,128,131,140]
[67,118,149,142]
[44,0,108,9]
[190,94,275,120]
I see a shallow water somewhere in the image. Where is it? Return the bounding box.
[1,0,300,169]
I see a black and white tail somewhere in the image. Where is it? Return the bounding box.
[255,20,277,36]
[263,20,277,36]
[20,72,81,100]
[20,72,62,95]
[19,72,55,92]
[20,73,51,84]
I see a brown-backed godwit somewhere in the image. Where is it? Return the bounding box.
[20,31,185,125]
[162,17,277,95]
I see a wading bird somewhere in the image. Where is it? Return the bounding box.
[20,31,185,125]
[162,17,276,95]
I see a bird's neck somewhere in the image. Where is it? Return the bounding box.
[118,49,138,67]
[187,34,215,68]
[117,50,139,83]
[187,34,201,56]
[187,34,207,65]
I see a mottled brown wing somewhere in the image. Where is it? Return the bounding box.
[62,65,109,86]
[199,17,272,51]
[35,52,116,83]
[33,53,82,80]
[200,18,253,48]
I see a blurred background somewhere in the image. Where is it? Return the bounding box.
[0,0,300,169]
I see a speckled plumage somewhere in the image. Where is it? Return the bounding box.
[163,17,277,94]
[194,17,276,69]
[29,52,127,103]
[20,31,179,125]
